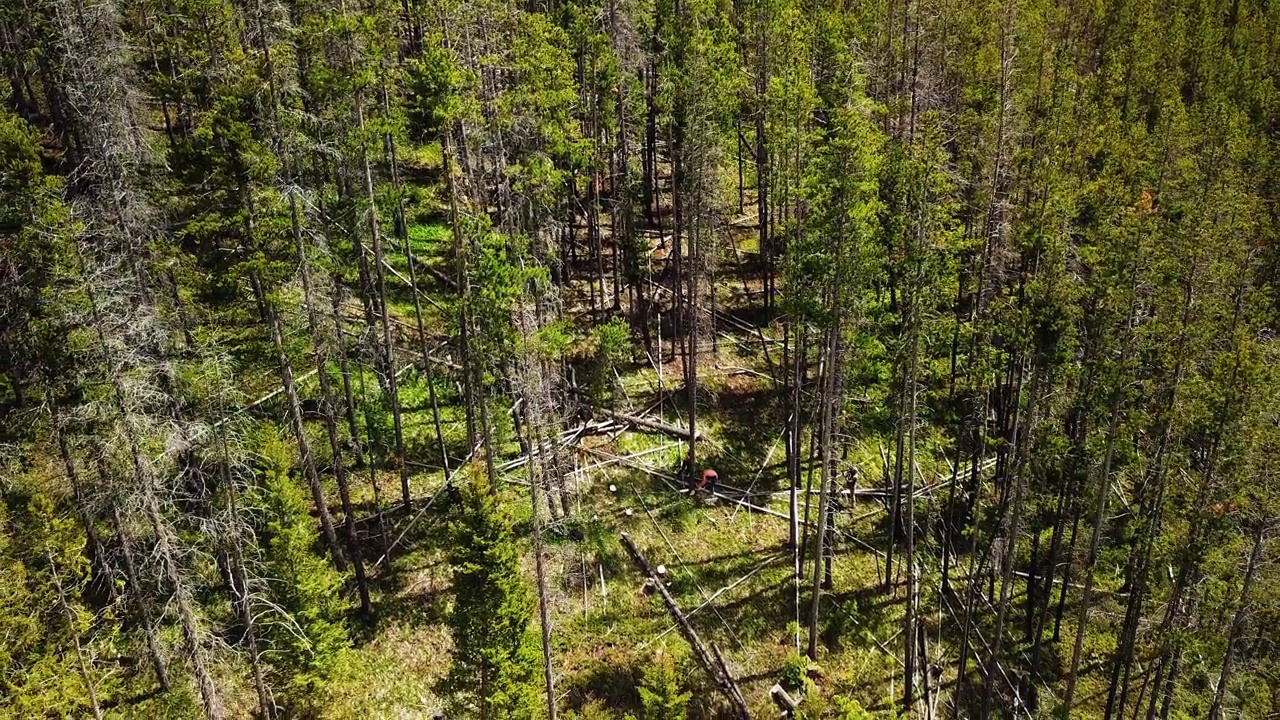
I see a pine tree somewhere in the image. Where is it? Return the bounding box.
[440,466,540,718]
[0,492,109,718]
[0,0,1278,715]
[255,439,352,710]
[637,648,690,719]
[791,95,886,660]
[0,108,72,410]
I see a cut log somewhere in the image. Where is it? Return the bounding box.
[620,533,749,719]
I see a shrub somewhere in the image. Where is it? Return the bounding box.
[638,648,690,719]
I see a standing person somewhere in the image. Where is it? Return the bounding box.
[678,450,695,491]
[844,466,860,497]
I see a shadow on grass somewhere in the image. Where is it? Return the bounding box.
[721,303,773,331]
[704,382,786,495]
[683,545,780,568]
[560,651,643,715]
[699,575,794,640]
[338,495,458,644]
[349,580,451,644]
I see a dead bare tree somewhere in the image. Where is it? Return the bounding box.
[513,295,562,720]
[1207,518,1272,720]
[41,0,234,712]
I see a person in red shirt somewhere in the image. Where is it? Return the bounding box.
[697,467,718,494]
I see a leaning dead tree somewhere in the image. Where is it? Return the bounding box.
[620,533,749,718]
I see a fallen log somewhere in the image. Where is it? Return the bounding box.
[620,533,749,719]
[641,551,783,649]
[596,408,702,441]
[712,644,750,713]
[710,489,791,521]
[572,442,677,478]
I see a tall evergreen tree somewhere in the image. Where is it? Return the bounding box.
[440,467,540,718]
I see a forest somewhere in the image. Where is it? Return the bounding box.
[1,0,1278,716]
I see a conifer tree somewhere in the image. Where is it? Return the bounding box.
[255,441,352,711]
[791,95,885,660]
[638,648,691,719]
[0,108,71,409]
[0,0,1278,715]
[0,493,108,718]
[440,467,540,718]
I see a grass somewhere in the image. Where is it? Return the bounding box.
[300,216,927,717]
[320,342,1135,717]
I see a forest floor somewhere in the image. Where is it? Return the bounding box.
[324,372,914,717]
[291,209,924,717]
[204,187,1122,718]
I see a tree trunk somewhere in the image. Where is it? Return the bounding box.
[356,100,412,511]
[753,8,770,316]
[144,493,225,720]
[981,354,1035,717]
[251,272,346,571]
[45,543,104,720]
[1063,394,1122,715]
[1207,520,1269,720]
[107,501,170,692]
[807,321,841,661]
[218,431,272,719]
[523,400,558,720]
[294,204,372,614]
